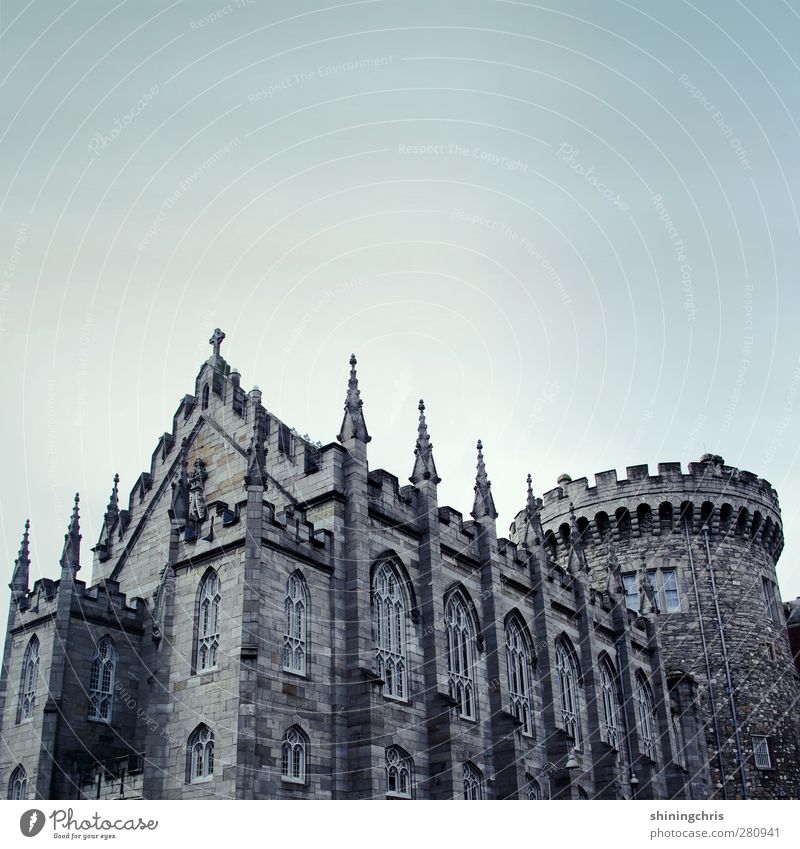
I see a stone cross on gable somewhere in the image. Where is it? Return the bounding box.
[209,328,226,359]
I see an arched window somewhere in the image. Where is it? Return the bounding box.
[719,503,734,535]
[635,674,657,761]
[555,637,581,745]
[88,636,117,721]
[445,593,476,720]
[559,523,571,550]
[595,512,611,542]
[463,762,484,800]
[615,508,632,541]
[188,725,214,783]
[599,657,620,749]
[506,617,534,737]
[525,775,541,799]
[736,507,749,538]
[544,530,558,563]
[201,385,209,409]
[8,765,27,800]
[637,503,653,534]
[18,635,39,723]
[658,502,674,534]
[385,746,413,798]
[281,726,307,784]
[196,569,221,672]
[283,573,307,676]
[372,563,407,700]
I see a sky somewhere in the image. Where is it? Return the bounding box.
[2,0,800,620]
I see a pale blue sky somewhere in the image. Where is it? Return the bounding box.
[2,0,800,614]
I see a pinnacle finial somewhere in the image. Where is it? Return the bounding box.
[410,398,440,485]
[10,519,31,593]
[526,473,536,514]
[60,493,82,574]
[245,399,268,486]
[104,473,120,527]
[471,438,498,520]
[337,352,370,444]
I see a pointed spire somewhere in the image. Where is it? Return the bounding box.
[337,354,371,444]
[103,473,120,528]
[10,519,31,593]
[471,440,498,520]
[245,400,268,486]
[410,399,440,485]
[59,493,81,574]
[522,474,544,549]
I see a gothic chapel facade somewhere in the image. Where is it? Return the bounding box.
[1,330,798,800]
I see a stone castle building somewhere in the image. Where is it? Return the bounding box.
[1,329,798,800]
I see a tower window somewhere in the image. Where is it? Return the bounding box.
[445,593,477,720]
[752,735,773,770]
[463,762,484,800]
[385,746,413,798]
[555,637,581,746]
[18,635,39,723]
[372,563,408,700]
[283,573,308,676]
[196,569,221,672]
[8,765,27,800]
[661,569,680,612]
[88,636,117,722]
[281,726,307,784]
[622,574,638,611]
[762,577,781,624]
[188,725,214,783]
[506,617,535,737]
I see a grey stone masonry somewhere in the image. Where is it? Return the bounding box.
[1,332,797,800]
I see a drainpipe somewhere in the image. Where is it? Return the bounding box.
[702,528,749,799]
[684,520,728,799]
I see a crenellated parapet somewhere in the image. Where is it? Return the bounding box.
[517,454,783,563]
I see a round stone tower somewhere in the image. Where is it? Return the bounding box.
[533,454,799,800]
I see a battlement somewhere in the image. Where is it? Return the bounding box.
[541,455,779,511]
[528,455,783,563]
